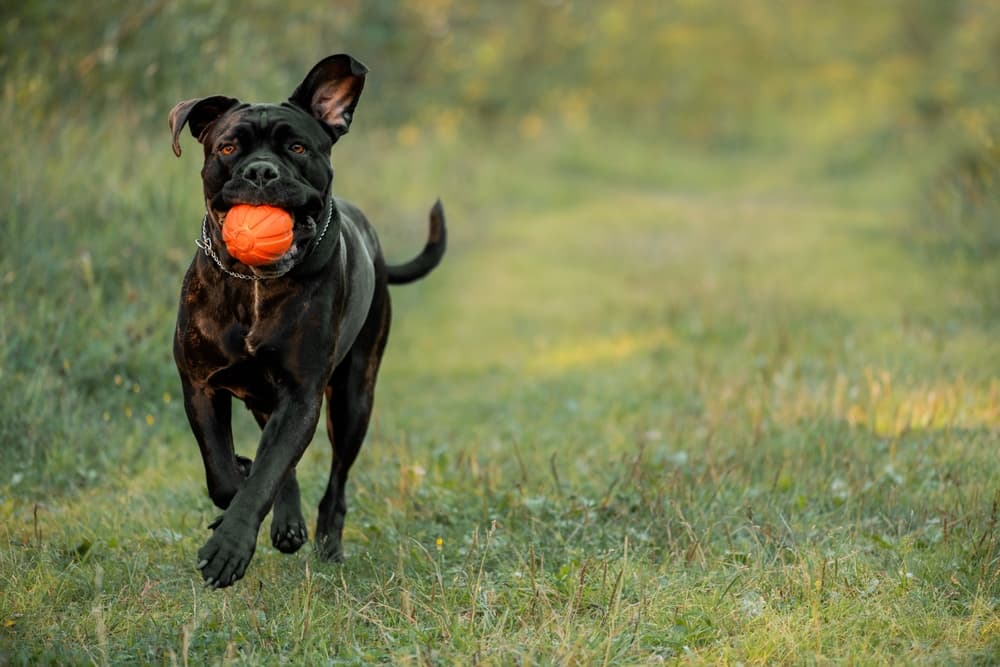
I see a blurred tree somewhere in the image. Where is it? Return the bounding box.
[0,0,995,157]
[910,0,1000,260]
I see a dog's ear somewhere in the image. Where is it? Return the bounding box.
[168,96,240,157]
[289,54,368,142]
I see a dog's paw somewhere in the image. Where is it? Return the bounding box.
[270,483,306,553]
[270,517,308,554]
[235,455,253,477]
[197,515,258,589]
[315,533,344,563]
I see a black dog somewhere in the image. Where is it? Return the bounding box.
[168,54,445,588]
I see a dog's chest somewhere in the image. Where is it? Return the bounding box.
[243,281,269,354]
[236,280,315,356]
[204,279,302,360]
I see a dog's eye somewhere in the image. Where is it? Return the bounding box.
[289,143,306,155]
[218,143,237,156]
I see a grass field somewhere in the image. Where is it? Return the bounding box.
[1,118,998,665]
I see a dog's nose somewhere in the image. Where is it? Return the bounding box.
[242,160,280,188]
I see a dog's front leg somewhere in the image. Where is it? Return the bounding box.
[196,385,323,588]
[180,380,248,510]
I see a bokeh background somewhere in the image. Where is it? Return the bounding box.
[4,1,998,473]
[2,2,999,662]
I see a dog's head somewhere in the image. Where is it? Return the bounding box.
[169,54,367,272]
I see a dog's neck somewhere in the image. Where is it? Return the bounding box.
[291,198,343,277]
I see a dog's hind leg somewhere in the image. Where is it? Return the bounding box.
[250,409,309,554]
[315,288,391,561]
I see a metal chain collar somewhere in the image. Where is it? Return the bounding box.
[196,199,334,281]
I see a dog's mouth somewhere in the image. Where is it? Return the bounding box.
[210,200,327,270]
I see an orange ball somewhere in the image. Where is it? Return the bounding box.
[222,205,294,266]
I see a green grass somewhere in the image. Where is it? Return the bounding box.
[2,121,999,665]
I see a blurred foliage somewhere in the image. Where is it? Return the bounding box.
[907,1,1000,260]
[0,1,994,145]
[3,0,995,257]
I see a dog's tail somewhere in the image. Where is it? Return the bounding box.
[387,199,447,285]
